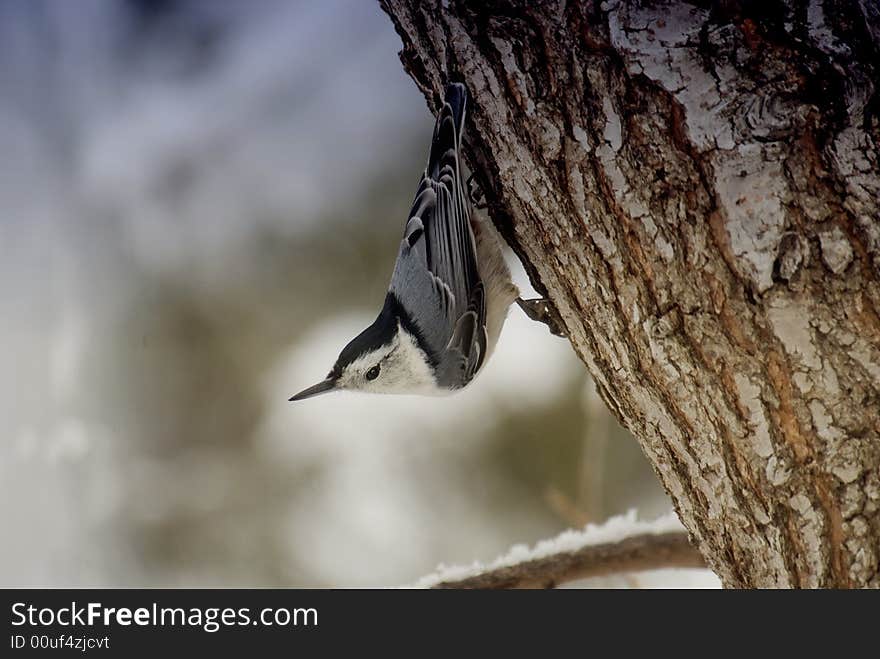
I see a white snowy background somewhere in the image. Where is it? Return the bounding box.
[0,0,718,588]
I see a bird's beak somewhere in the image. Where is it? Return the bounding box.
[288,377,337,402]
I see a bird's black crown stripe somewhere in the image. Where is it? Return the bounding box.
[331,292,438,375]
[387,292,440,369]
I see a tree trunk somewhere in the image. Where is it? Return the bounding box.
[380,0,880,588]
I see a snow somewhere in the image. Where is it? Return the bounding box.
[413,509,720,588]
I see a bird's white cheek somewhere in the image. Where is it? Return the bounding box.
[371,370,410,394]
[371,352,439,395]
[390,334,439,392]
[335,373,357,391]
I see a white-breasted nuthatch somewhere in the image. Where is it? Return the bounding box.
[290,83,560,402]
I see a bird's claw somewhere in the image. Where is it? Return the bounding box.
[516,298,567,337]
[466,172,488,210]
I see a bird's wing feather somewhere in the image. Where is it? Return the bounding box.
[388,83,486,387]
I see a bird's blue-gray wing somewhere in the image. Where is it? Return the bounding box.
[388,83,487,388]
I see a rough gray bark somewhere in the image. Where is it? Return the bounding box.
[380,0,880,588]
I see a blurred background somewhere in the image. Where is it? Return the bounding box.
[0,0,693,587]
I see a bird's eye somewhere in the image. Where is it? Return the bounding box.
[366,365,381,381]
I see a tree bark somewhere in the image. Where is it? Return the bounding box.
[380,0,880,588]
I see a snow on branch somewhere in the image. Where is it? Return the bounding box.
[414,510,707,589]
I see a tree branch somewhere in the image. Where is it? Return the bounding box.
[413,511,708,589]
[429,531,704,589]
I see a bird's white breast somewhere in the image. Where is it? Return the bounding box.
[473,215,519,362]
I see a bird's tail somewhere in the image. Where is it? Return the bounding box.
[427,82,468,179]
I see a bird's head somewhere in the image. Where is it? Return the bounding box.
[289,296,438,401]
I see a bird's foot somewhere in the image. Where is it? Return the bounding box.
[516,297,566,337]
[466,172,488,210]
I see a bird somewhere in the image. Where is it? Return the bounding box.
[289,82,560,402]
